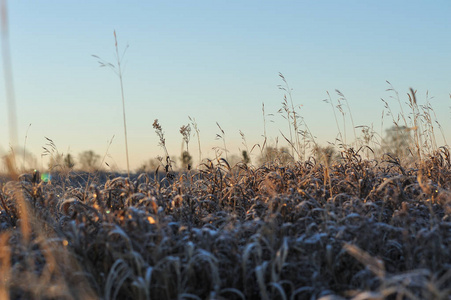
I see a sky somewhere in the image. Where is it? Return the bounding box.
[0,0,450,171]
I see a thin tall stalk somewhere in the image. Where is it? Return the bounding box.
[278,73,301,160]
[114,31,130,177]
[216,122,228,161]
[262,103,267,140]
[386,81,408,128]
[324,91,344,147]
[23,123,31,170]
[92,30,130,177]
[189,116,202,165]
[1,0,18,170]
[336,89,357,143]
[261,103,268,159]
[153,119,173,172]
[408,88,423,162]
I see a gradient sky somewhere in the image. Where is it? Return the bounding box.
[1,0,450,171]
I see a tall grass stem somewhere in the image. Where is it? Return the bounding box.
[1,0,18,160]
[113,31,130,177]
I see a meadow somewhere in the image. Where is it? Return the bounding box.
[0,79,450,300]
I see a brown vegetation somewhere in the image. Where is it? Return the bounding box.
[0,147,450,299]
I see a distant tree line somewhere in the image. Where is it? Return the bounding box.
[41,124,413,174]
[47,150,101,172]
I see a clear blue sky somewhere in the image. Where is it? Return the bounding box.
[1,0,450,171]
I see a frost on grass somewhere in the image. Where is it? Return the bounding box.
[0,148,450,299]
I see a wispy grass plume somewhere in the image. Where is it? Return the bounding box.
[215,122,228,161]
[92,30,130,177]
[153,119,173,173]
[189,116,202,165]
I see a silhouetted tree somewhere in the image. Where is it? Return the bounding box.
[313,145,337,165]
[137,158,161,173]
[382,125,413,158]
[258,146,294,166]
[78,150,100,171]
[180,151,193,170]
[242,150,251,164]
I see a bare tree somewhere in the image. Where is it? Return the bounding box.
[382,125,413,158]
[258,146,294,166]
[180,151,193,170]
[136,158,161,173]
[78,150,100,172]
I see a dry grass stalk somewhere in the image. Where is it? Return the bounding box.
[189,116,202,165]
[1,0,18,150]
[92,31,130,177]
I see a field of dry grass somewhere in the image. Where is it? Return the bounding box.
[0,2,449,298]
[1,69,450,299]
[0,144,450,299]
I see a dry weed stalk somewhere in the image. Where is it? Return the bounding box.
[215,122,229,161]
[1,0,18,150]
[92,30,130,177]
[189,116,202,165]
[278,73,301,160]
